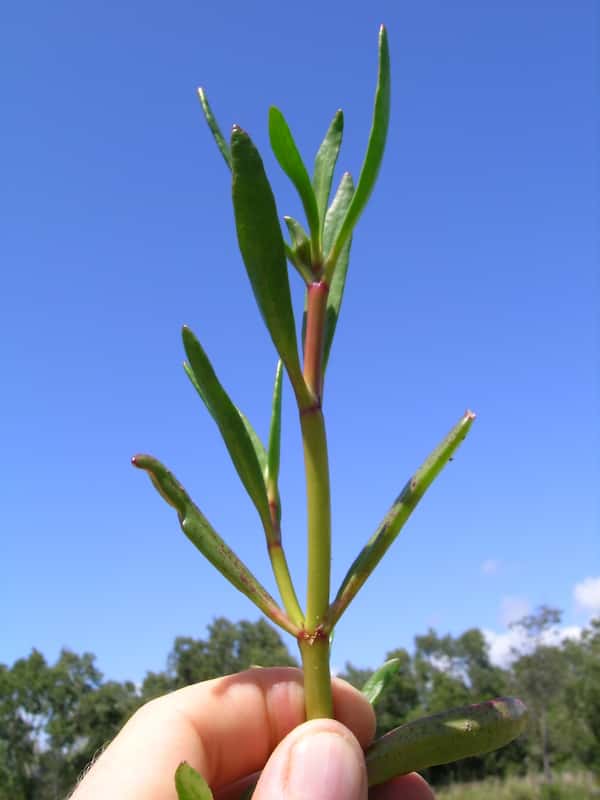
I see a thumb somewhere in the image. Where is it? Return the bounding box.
[252,718,368,800]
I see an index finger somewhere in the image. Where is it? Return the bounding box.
[70,667,376,800]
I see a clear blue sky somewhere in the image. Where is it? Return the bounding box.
[2,1,597,682]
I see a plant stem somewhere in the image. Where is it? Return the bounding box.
[297,280,333,718]
[300,407,331,631]
[303,282,328,398]
[299,633,333,718]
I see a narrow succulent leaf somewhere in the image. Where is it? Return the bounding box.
[284,217,313,283]
[268,107,320,247]
[284,217,312,267]
[230,127,308,404]
[267,361,283,488]
[323,172,354,254]
[322,172,354,371]
[182,326,270,528]
[284,216,311,250]
[313,110,344,226]
[132,454,299,636]
[329,411,476,626]
[366,697,528,787]
[197,88,232,171]
[284,242,312,284]
[238,408,268,478]
[175,762,214,800]
[325,25,390,273]
[361,659,400,706]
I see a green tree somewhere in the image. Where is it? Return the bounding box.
[73,679,139,765]
[0,660,38,800]
[413,629,471,714]
[140,670,174,702]
[579,617,600,759]
[166,618,297,688]
[0,648,139,800]
[561,617,600,771]
[509,606,565,782]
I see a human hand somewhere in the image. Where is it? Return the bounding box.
[70,667,434,800]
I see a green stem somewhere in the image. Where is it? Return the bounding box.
[297,280,332,719]
[301,408,331,630]
[299,634,333,719]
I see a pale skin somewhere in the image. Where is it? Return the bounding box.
[70,667,434,800]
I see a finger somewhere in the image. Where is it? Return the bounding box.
[369,773,435,800]
[215,761,436,800]
[70,667,375,800]
[252,718,368,800]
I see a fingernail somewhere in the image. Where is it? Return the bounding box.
[286,730,366,800]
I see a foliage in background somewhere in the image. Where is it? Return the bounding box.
[0,610,598,800]
[435,772,598,800]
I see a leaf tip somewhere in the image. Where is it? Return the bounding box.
[131,453,152,470]
[378,24,390,61]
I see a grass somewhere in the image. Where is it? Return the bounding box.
[436,772,599,799]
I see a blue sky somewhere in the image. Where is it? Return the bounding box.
[3,1,597,682]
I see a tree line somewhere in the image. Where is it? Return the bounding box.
[1,609,598,799]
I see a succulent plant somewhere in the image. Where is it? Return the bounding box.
[133,26,527,799]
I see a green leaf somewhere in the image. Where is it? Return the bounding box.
[361,659,400,706]
[267,361,283,489]
[323,173,354,253]
[268,107,320,249]
[366,697,528,787]
[230,127,308,405]
[132,454,298,637]
[182,326,270,530]
[238,408,268,479]
[325,25,390,277]
[175,762,214,800]
[284,216,313,282]
[322,172,354,371]
[329,411,476,626]
[313,109,344,227]
[197,88,232,171]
